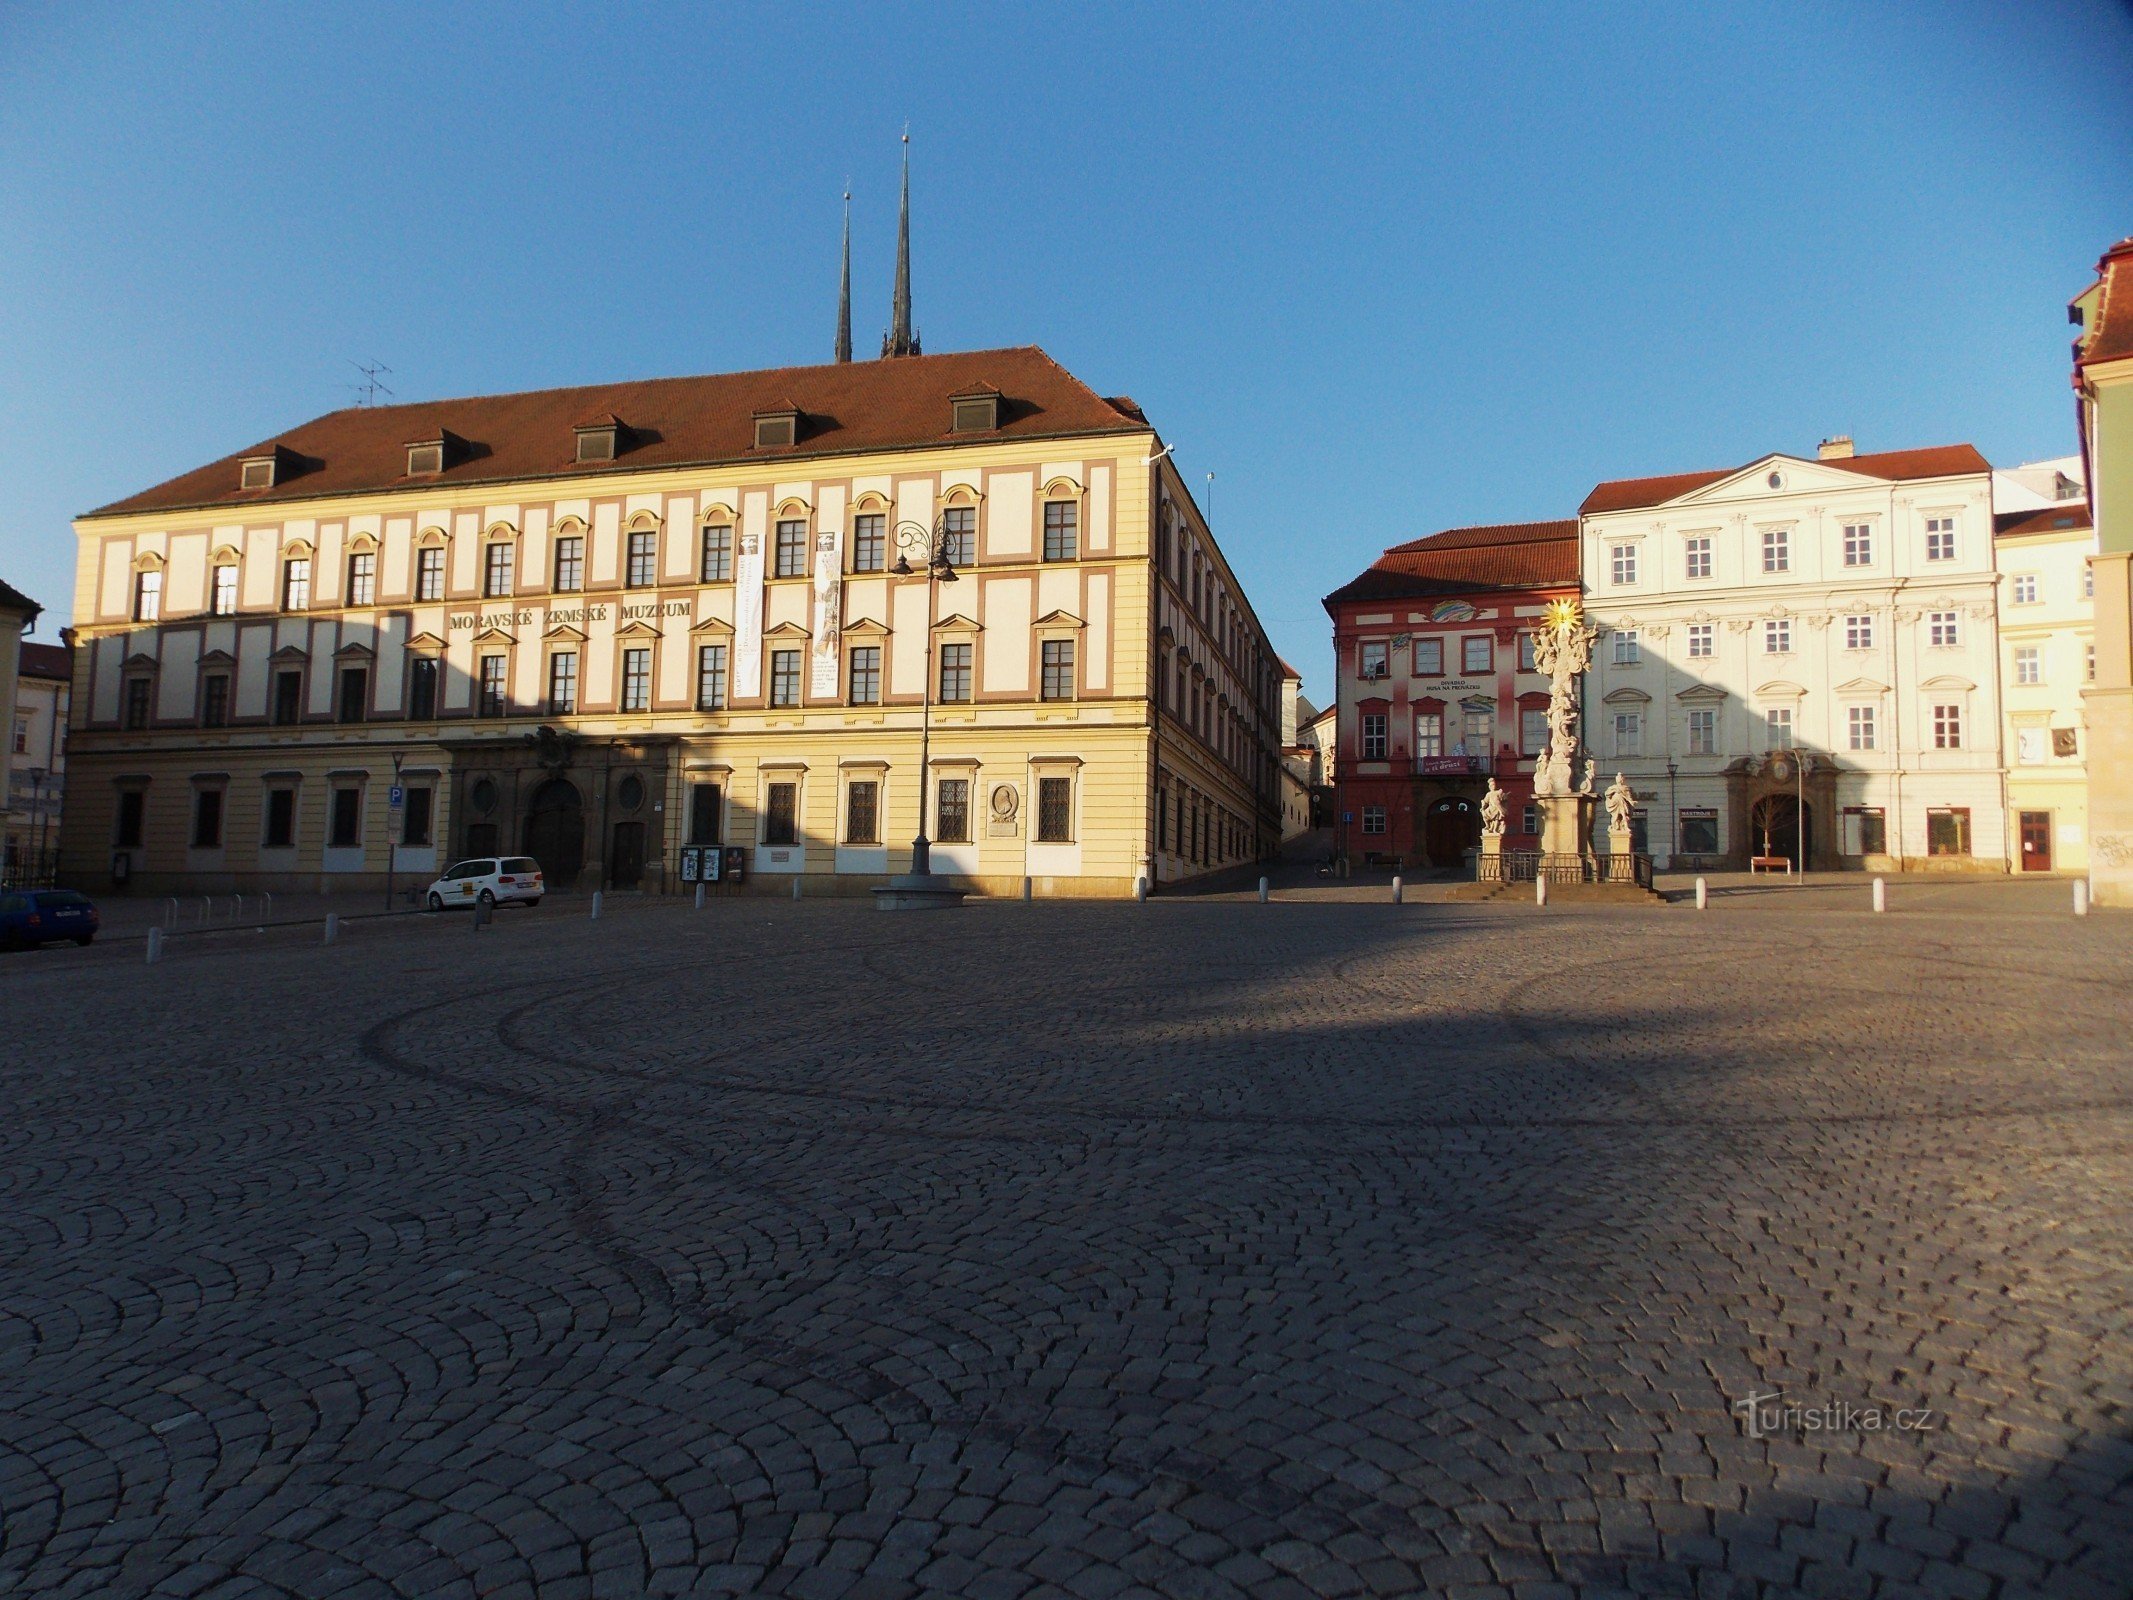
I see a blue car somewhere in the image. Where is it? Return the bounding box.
[0,889,100,950]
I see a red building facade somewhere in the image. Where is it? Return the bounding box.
[1322,521,1579,869]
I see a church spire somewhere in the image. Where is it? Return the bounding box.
[834,187,852,364]
[881,132,920,358]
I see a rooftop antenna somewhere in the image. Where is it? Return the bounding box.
[346,360,394,408]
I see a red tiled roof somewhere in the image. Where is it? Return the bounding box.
[89,347,1149,519]
[2076,237,2133,368]
[1323,519,1578,611]
[1580,444,1991,515]
[1994,506,2094,538]
[0,578,41,618]
[17,642,72,680]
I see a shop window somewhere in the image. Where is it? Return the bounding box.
[1926,807,1970,857]
[1842,807,1886,857]
[1679,809,1719,855]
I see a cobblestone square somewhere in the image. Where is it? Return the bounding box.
[2,891,2129,1598]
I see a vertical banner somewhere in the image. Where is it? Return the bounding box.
[809,522,844,698]
[732,527,765,699]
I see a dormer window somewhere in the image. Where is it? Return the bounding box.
[406,440,445,476]
[574,415,623,463]
[950,388,1000,432]
[753,407,800,449]
[240,455,277,490]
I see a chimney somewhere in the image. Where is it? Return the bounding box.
[1818,435,1855,460]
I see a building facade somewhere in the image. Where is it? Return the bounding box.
[1994,503,2095,874]
[7,640,70,884]
[1323,521,1579,869]
[1580,440,2006,872]
[0,579,43,882]
[60,347,1281,899]
[2073,236,2133,902]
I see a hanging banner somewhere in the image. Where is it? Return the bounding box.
[809,524,844,698]
[732,526,765,699]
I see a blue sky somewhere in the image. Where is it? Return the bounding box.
[3,2,2129,699]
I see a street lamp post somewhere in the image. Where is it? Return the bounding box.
[1665,759,1677,869]
[875,517,964,905]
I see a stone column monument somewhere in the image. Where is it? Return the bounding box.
[1529,600,1599,875]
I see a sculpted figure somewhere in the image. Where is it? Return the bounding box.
[1606,771,1636,834]
[1480,779,1507,837]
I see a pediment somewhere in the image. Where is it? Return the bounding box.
[841,616,890,637]
[1920,673,1976,692]
[333,641,377,660]
[269,644,310,663]
[1601,686,1651,704]
[544,623,589,642]
[405,630,446,650]
[1666,454,1890,509]
[1833,676,1889,696]
[123,650,160,670]
[1677,683,1729,703]
[474,625,518,644]
[931,612,982,632]
[1033,608,1086,628]
[1754,680,1807,700]
[198,648,236,666]
[614,619,663,638]
[762,620,811,639]
[688,613,734,635]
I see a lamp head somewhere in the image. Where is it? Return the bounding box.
[893,554,915,577]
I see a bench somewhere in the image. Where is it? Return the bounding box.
[1749,855,1793,875]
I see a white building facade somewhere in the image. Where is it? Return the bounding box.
[1579,440,2006,872]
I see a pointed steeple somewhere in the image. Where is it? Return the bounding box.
[835,188,853,364]
[881,132,920,358]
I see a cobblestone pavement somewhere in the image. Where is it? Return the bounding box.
[2,897,2129,1599]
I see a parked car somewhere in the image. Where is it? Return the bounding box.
[423,857,544,912]
[0,889,101,949]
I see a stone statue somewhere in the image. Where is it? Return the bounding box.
[1605,771,1636,835]
[1580,759,1597,797]
[1480,779,1506,837]
[1529,602,1598,798]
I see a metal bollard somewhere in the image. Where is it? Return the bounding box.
[590,891,603,920]
[1023,876,1033,901]
[323,913,339,946]
[1695,876,1708,910]
[695,882,706,910]
[198,896,211,926]
[2075,879,2089,917]
[145,927,164,965]
[1257,876,1269,904]
[263,892,274,922]
[1134,875,1149,902]
[164,897,178,930]
[1535,876,1548,908]
[473,899,491,931]
[792,877,802,900]
[1872,878,1886,914]
[1391,875,1403,904]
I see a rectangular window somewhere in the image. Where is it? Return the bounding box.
[1848,704,1877,750]
[191,788,223,850]
[1926,806,1971,857]
[1679,808,1719,855]
[848,644,881,705]
[273,669,302,725]
[337,666,368,724]
[483,543,514,598]
[626,529,658,588]
[1462,706,1493,752]
[850,514,885,573]
[116,790,146,848]
[1042,501,1079,562]
[621,647,651,712]
[845,781,879,844]
[1519,707,1548,753]
[1684,535,1712,579]
[1765,619,1791,654]
[1613,711,1642,756]
[401,787,433,847]
[1358,641,1389,679]
[1360,805,1387,836]
[1686,623,1714,659]
[1521,803,1539,836]
[134,569,162,621]
[764,782,797,845]
[407,657,439,720]
[548,651,579,715]
[1764,706,1792,750]
[2014,645,2041,685]
[347,551,376,606]
[1040,639,1075,701]
[1412,637,1443,675]
[696,644,728,710]
[1761,527,1790,573]
[938,643,972,703]
[1843,523,1872,567]
[1610,543,1638,585]
[282,557,310,611]
[1688,708,1717,755]
[1925,517,1957,562]
[415,546,445,601]
[698,526,731,583]
[550,535,584,592]
[1361,712,1387,760]
[773,519,807,579]
[1415,711,1443,757]
[329,787,362,849]
[1845,614,1874,650]
[197,673,230,729]
[1842,806,1886,856]
[1932,702,1963,748]
[1036,775,1074,841]
[211,564,238,615]
[936,778,971,843]
[262,787,295,850]
[1929,611,1959,647]
[1517,633,1536,672]
[1612,630,1640,666]
[2084,565,2095,600]
[1463,636,1492,675]
[479,654,508,717]
[942,506,976,566]
[688,783,722,845]
[766,648,800,708]
[2012,573,2038,605]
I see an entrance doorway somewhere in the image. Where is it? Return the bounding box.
[1424,795,1480,868]
[2018,811,2053,872]
[523,778,585,888]
[609,820,647,889]
[1749,794,1813,870]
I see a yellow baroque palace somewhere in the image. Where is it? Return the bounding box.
[60,347,1281,899]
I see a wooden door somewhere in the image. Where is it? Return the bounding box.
[2018,811,2052,872]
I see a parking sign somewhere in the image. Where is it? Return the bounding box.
[388,785,405,807]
